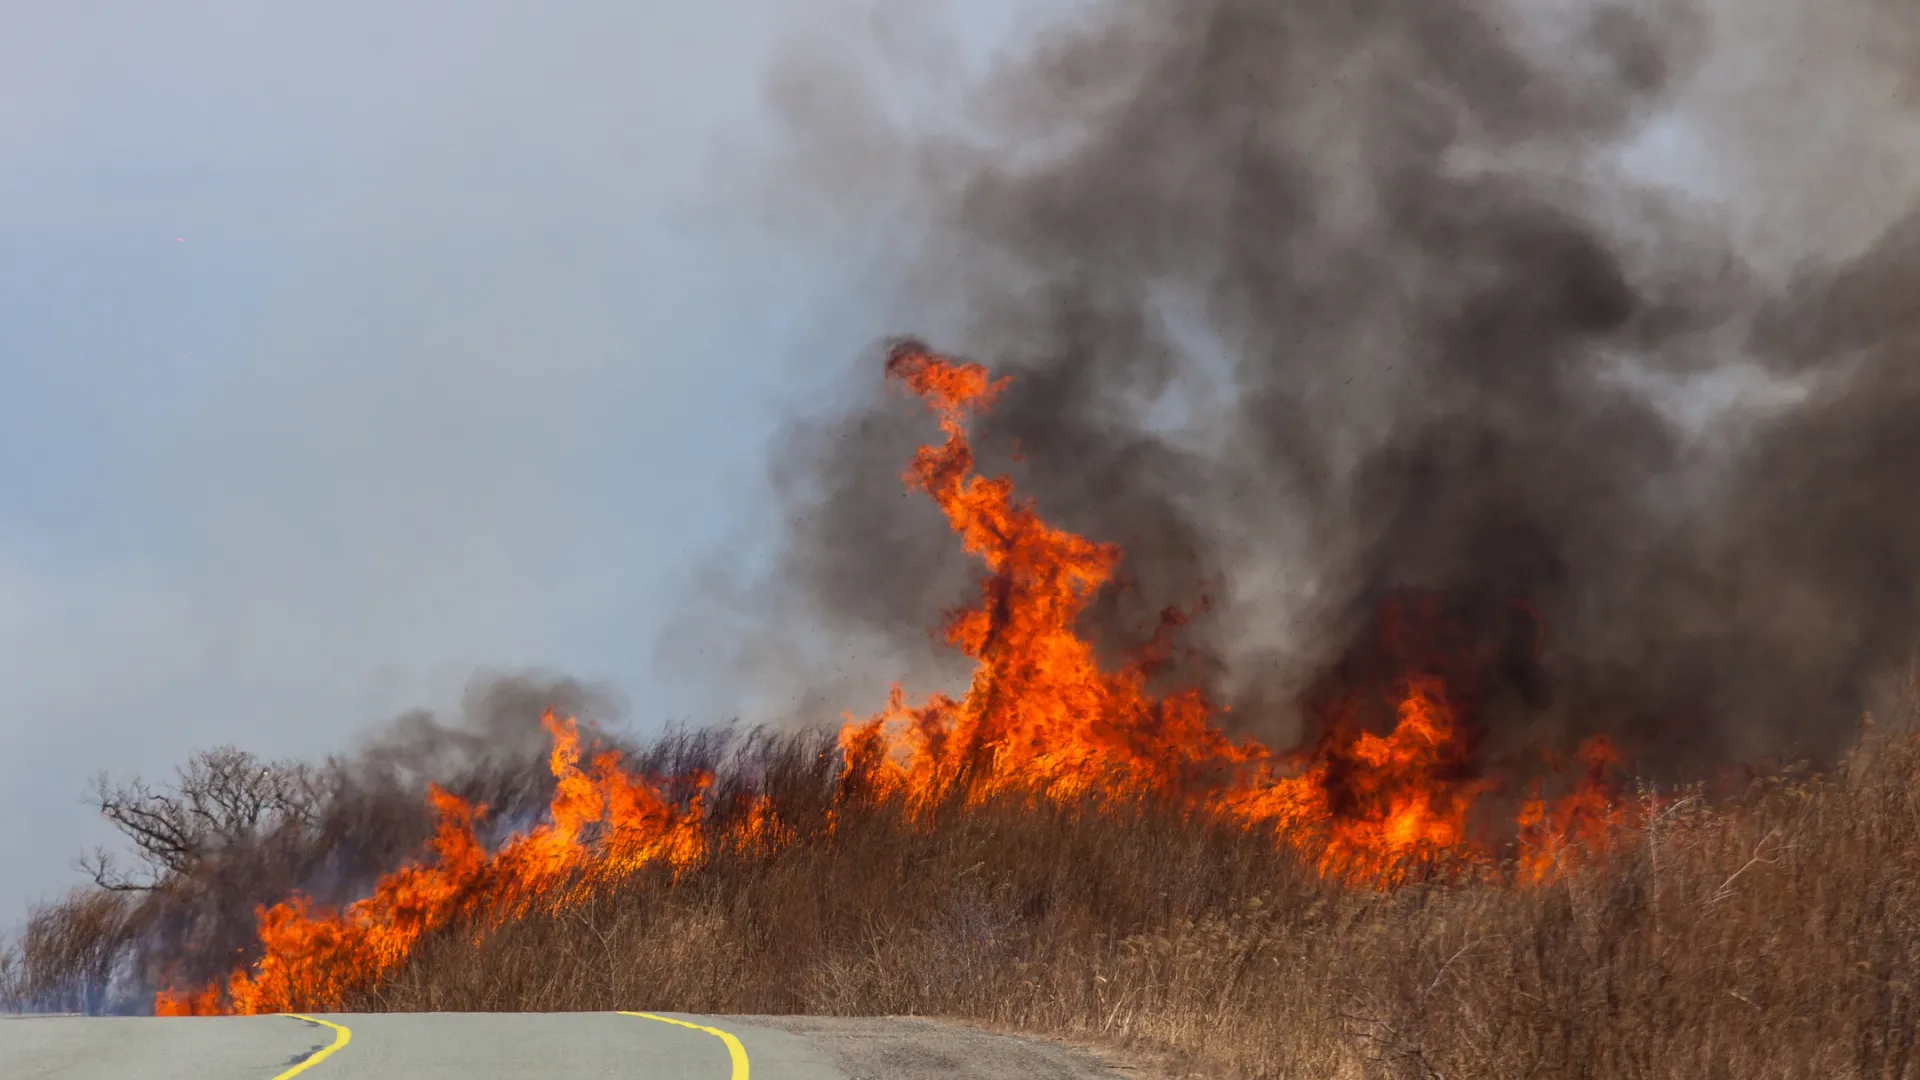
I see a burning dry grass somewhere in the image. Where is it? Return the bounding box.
[9,720,1920,1076]
[10,345,1920,1076]
[332,721,1919,1080]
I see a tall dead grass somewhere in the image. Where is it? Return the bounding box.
[10,715,1919,1076]
[357,725,1920,1079]
[0,889,137,1015]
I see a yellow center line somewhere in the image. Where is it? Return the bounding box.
[619,1011,750,1080]
[273,1014,352,1079]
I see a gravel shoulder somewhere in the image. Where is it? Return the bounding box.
[739,1015,1186,1080]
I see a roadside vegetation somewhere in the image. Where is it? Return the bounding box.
[7,712,1919,1079]
[9,352,1918,1075]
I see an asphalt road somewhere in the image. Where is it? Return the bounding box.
[0,1012,1128,1079]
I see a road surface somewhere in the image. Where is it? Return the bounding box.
[0,1011,1130,1079]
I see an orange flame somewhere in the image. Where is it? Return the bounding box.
[157,344,1627,1014]
[155,713,716,1014]
[1225,675,1496,883]
[839,344,1625,883]
[839,345,1260,810]
[1518,735,1632,885]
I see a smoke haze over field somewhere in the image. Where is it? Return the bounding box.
[10,0,1920,929]
[701,0,1920,772]
[0,0,1053,919]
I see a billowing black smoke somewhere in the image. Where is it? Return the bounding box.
[739,0,1920,776]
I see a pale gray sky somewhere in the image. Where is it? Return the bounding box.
[0,0,1049,915]
[6,0,1916,922]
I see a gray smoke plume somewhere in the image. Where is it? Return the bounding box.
[731,0,1920,776]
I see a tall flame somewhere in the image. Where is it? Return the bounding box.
[838,345,1260,808]
[839,344,1626,884]
[155,343,1627,1015]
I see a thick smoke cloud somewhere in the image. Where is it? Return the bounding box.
[735,0,1920,775]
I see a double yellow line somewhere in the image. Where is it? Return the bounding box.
[264,1011,750,1080]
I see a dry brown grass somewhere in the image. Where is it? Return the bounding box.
[2,701,592,1013]
[1,889,138,1015]
[344,724,1920,1080]
[10,712,1919,1076]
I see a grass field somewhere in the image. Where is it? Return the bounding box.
[13,716,1916,1079]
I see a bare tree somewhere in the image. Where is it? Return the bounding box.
[0,936,22,1012]
[78,747,322,892]
[4,674,590,1012]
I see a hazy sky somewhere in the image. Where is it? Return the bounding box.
[6,0,1915,921]
[0,0,1050,915]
